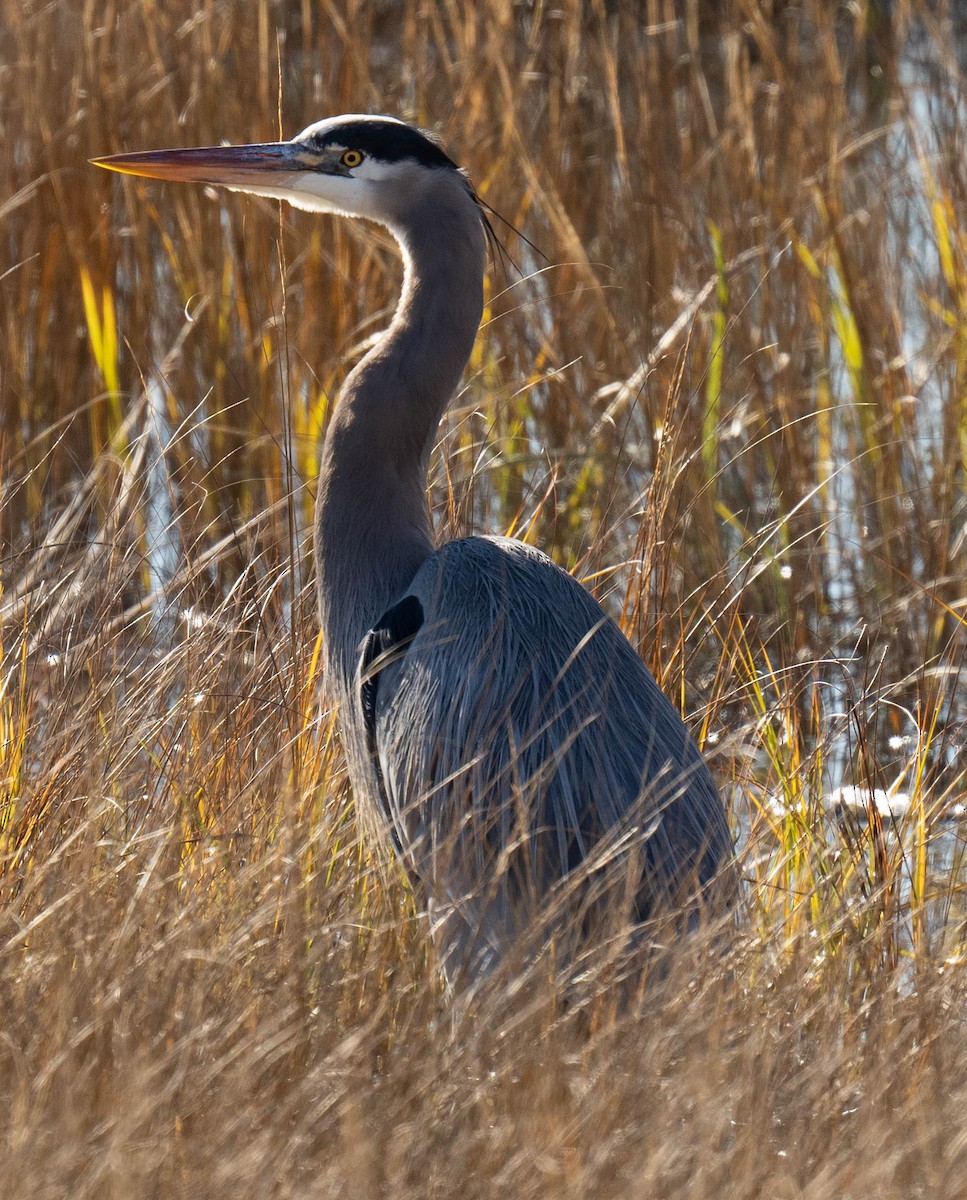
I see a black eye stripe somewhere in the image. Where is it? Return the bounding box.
[311,119,457,169]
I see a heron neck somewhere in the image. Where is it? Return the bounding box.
[314,198,486,689]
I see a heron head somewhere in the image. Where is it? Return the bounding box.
[92,114,477,231]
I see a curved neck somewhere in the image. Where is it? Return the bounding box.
[315,183,486,689]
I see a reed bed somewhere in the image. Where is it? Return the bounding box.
[1,0,966,1194]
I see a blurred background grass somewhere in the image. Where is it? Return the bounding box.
[1,1,967,1195]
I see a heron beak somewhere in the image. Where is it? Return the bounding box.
[91,141,312,187]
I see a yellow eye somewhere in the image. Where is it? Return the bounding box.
[341,149,364,168]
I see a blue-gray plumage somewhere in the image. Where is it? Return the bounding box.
[94,114,733,986]
[363,536,729,977]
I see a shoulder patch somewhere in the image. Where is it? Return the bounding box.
[359,594,425,758]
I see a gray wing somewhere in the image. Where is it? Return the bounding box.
[357,535,731,974]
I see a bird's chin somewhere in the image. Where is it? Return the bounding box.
[272,173,382,221]
[281,192,358,217]
[204,181,357,222]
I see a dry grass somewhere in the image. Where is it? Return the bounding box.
[2,0,967,1194]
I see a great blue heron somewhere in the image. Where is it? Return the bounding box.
[94,115,733,983]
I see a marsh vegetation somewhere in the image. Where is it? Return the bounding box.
[1,1,967,1194]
